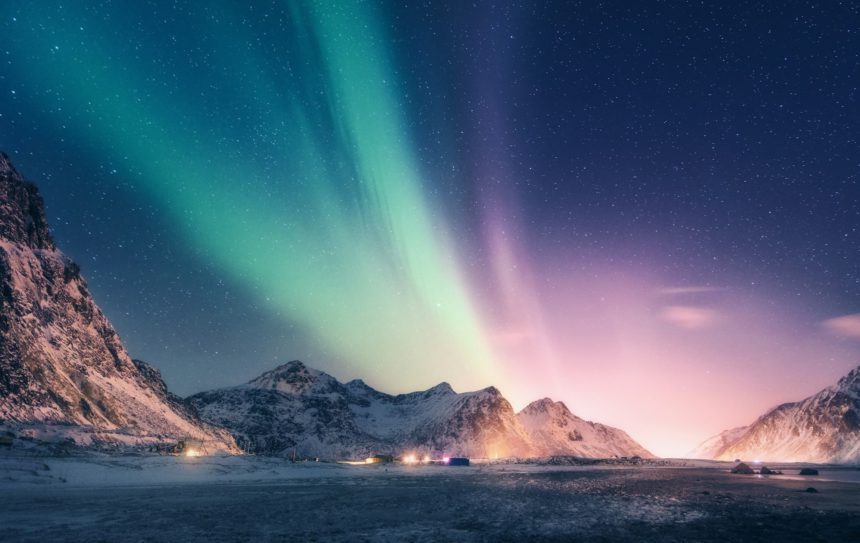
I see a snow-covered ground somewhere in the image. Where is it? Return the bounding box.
[1,454,858,541]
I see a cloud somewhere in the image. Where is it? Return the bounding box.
[660,305,720,330]
[657,286,726,296]
[821,313,860,339]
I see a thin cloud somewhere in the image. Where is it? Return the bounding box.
[822,313,860,339]
[660,305,720,330]
[657,286,726,296]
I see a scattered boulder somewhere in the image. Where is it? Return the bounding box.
[805,487,818,493]
[799,468,819,476]
[759,466,782,475]
[731,462,755,474]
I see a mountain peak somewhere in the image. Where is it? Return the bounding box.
[273,359,307,372]
[479,385,502,396]
[428,382,454,394]
[835,365,860,399]
[521,397,570,415]
[247,360,339,395]
[0,152,16,174]
[0,152,54,249]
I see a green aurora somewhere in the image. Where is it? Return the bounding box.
[4,2,495,381]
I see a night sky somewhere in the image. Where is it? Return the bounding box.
[1,1,858,456]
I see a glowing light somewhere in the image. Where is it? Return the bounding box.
[422,455,431,464]
[403,454,418,465]
[442,456,450,464]
[184,449,201,457]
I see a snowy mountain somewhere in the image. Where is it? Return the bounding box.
[695,366,860,463]
[686,426,749,460]
[517,398,654,459]
[0,153,236,451]
[188,360,652,460]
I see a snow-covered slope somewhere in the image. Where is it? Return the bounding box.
[686,426,749,460]
[0,153,236,451]
[187,361,535,458]
[517,398,654,459]
[186,362,380,458]
[696,366,860,463]
[189,360,651,460]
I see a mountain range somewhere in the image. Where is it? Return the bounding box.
[689,366,860,463]
[187,360,654,459]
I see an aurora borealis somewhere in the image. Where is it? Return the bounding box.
[1,1,859,456]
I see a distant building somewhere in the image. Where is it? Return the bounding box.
[365,454,394,464]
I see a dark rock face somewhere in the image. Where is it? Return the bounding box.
[0,154,53,250]
[0,154,235,450]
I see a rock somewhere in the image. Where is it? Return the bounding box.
[759,466,781,475]
[731,462,755,474]
[799,468,819,476]
[805,487,818,493]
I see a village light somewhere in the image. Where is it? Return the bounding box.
[403,454,418,464]
[442,456,450,464]
[422,455,431,464]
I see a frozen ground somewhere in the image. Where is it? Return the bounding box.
[1,454,858,542]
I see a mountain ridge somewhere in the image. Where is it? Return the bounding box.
[691,365,860,463]
[188,360,654,460]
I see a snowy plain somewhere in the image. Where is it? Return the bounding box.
[1,453,858,542]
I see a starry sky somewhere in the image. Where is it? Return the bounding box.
[1,1,858,456]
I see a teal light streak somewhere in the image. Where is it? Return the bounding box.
[4,1,495,386]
